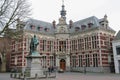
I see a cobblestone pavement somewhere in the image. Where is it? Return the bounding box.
[0,72,120,80]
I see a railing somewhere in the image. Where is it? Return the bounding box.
[10,69,56,80]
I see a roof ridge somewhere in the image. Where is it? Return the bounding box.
[28,18,52,24]
[73,16,98,23]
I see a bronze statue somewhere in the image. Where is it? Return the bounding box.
[30,35,39,54]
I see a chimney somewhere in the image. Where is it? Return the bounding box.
[52,20,56,29]
[69,20,73,29]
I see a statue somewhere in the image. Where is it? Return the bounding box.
[26,35,43,77]
[30,35,39,54]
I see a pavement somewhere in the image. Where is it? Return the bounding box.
[0,72,120,80]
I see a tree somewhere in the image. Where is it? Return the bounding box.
[0,37,11,72]
[0,0,31,35]
[0,0,31,72]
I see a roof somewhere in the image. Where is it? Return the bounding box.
[70,16,100,33]
[70,16,115,33]
[24,18,54,34]
[23,16,115,35]
[114,30,120,40]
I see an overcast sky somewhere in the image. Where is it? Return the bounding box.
[29,0,120,34]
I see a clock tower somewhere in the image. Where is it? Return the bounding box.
[55,0,70,71]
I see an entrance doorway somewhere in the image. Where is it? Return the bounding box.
[60,59,66,70]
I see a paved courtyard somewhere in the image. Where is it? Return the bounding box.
[0,72,120,80]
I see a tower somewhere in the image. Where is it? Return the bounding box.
[60,0,66,20]
[54,0,70,72]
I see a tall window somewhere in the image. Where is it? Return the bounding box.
[85,54,90,67]
[93,54,98,67]
[116,46,120,55]
[43,56,47,68]
[50,56,54,67]
[79,55,83,67]
[84,37,89,50]
[92,36,97,49]
[59,41,66,52]
[43,40,46,51]
[72,56,76,67]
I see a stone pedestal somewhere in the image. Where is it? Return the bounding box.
[25,51,43,77]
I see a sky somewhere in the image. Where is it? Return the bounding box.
[29,0,120,34]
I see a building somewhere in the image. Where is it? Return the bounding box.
[112,31,120,73]
[9,3,115,73]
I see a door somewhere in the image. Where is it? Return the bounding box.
[60,59,66,70]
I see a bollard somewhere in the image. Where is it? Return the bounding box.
[14,73,17,78]
[10,73,12,78]
[23,74,26,80]
[46,71,47,78]
[18,74,21,79]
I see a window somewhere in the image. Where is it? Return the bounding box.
[81,25,86,30]
[42,56,47,68]
[116,46,120,55]
[50,56,54,67]
[72,56,76,67]
[43,40,46,51]
[88,23,93,28]
[92,36,97,49]
[93,54,98,67]
[85,54,90,67]
[59,41,66,52]
[75,27,80,31]
[79,55,83,67]
[30,25,35,29]
[44,28,49,32]
[38,27,43,31]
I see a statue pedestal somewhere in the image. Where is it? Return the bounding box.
[25,51,43,77]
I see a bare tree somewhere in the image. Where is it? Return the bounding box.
[0,37,11,72]
[0,0,31,35]
[0,0,31,72]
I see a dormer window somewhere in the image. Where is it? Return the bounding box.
[81,25,86,30]
[75,27,80,31]
[30,25,35,29]
[44,28,49,32]
[88,23,93,28]
[38,26,43,31]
